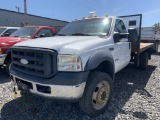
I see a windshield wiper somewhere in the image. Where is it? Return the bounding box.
[71,33,91,36]
[57,34,67,36]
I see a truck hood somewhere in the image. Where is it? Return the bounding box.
[0,37,28,45]
[14,36,108,54]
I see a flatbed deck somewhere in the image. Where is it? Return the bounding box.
[140,42,154,53]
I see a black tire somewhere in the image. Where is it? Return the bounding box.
[151,41,159,53]
[79,72,113,117]
[139,52,148,70]
[153,42,159,53]
[6,59,12,74]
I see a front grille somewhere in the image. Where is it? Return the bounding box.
[12,47,57,78]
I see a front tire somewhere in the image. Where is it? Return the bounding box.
[79,72,113,117]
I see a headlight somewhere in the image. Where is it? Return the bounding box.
[57,55,82,71]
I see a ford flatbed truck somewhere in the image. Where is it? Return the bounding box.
[10,13,153,117]
[0,26,55,72]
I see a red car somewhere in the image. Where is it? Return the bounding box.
[0,26,55,72]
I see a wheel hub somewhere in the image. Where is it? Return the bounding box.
[92,81,110,109]
[96,86,108,104]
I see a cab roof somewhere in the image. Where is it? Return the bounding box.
[74,16,119,22]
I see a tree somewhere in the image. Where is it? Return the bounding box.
[153,23,160,28]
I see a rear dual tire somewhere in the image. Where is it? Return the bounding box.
[139,52,148,70]
[152,42,159,53]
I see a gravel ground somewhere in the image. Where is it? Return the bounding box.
[0,50,160,120]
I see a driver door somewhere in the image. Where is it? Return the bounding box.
[112,19,130,73]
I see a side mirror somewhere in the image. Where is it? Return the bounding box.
[113,32,129,43]
[119,33,129,38]
[40,34,45,37]
[53,32,57,36]
[113,32,120,43]
[3,33,10,37]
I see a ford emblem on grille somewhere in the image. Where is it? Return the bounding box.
[20,59,28,65]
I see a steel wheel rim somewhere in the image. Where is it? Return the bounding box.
[92,80,110,110]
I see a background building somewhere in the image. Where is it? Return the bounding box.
[0,9,69,32]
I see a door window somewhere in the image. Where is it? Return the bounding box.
[114,19,127,33]
[37,29,53,37]
[4,29,18,35]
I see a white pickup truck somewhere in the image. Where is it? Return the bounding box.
[0,27,20,36]
[10,13,154,117]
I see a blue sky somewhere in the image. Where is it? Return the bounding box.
[0,0,160,26]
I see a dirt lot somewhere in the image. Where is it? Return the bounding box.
[0,51,160,120]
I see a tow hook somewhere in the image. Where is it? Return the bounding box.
[10,79,21,97]
[17,82,29,95]
[11,79,29,96]
[10,79,17,93]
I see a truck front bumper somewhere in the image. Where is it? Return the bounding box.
[10,65,89,101]
[11,75,86,100]
[0,54,7,65]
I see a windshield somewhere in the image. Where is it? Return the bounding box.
[58,18,112,36]
[10,27,38,38]
[0,28,6,34]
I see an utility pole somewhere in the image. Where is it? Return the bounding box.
[24,0,28,25]
[24,0,27,14]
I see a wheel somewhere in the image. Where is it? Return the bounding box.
[152,42,159,53]
[79,72,113,117]
[155,42,159,53]
[6,59,12,74]
[139,52,148,70]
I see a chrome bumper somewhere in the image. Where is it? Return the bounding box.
[11,75,86,100]
[0,54,7,65]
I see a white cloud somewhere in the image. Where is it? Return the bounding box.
[143,8,160,16]
[112,7,122,14]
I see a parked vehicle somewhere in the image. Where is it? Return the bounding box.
[141,27,160,52]
[0,27,20,37]
[0,26,55,72]
[10,13,153,117]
